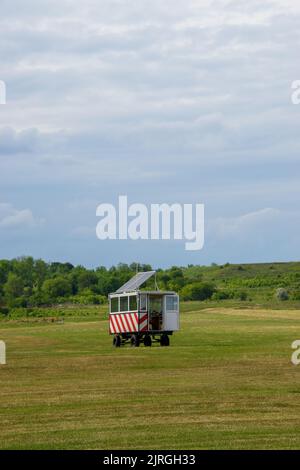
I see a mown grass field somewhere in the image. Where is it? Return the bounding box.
[1,304,300,449]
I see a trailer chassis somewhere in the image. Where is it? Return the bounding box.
[112,331,173,347]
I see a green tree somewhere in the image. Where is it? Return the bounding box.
[42,277,72,299]
[11,256,35,290]
[33,259,48,289]
[77,271,98,292]
[4,272,24,298]
[3,272,25,307]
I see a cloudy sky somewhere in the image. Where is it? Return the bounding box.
[0,0,299,267]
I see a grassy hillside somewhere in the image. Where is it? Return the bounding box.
[182,261,300,303]
[1,305,300,449]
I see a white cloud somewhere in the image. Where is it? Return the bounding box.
[209,208,281,238]
[208,207,292,241]
[0,203,43,230]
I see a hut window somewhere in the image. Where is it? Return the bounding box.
[111,297,119,313]
[120,296,129,312]
[129,295,137,311]
[166,295,178,311]
[140,294,147,311]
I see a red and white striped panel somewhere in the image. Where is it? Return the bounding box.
[110,312,149,334]
[110,312,139,334]
[139,312,148,332]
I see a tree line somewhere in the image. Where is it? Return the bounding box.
[0,257,217,313]
[1,257,298,315]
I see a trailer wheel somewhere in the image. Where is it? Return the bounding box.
[160,334,170,347]
[131,334,140,347]
[113,335,121,347]
[144,335,152,347]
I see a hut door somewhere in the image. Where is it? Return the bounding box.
[149,296,163,331]
[164,295,179,331]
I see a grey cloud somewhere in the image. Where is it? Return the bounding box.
[0,0,299,264]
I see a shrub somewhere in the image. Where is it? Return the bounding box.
[28,291,51,307]
[212,290,231,301]
[181,282,216,301]
[291,291,300,301]
[8,307,29,318]
[238,291,248,301]
[275,288,289,301]
[0,307,9,316]
[70,293,107,305]
[6,297,27,308]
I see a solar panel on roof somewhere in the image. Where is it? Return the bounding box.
[115,271,156,293]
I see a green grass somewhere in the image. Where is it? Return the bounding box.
[1,304,300,449]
